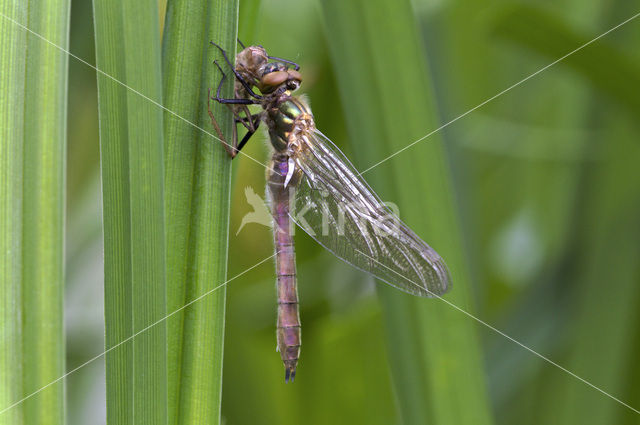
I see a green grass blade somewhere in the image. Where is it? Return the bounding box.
[0,2,68,423]
[0,2,27,424]
[162,0,237,423]
[93,0,167,423]
[161,0,207,422]
[21,1,70,424]
[320,0,494,423]
[177,2,237,423]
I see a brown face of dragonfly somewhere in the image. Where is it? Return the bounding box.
[235,45,269,85]
[258,62,302,95]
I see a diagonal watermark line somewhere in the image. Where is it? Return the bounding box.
[353,247,640,415]
[0,253,277,416]
[0,11,269,171]
[359,11,640,176]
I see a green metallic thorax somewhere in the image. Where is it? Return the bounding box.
[265,96,311,152]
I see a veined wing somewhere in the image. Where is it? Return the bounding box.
[290,129,451,297]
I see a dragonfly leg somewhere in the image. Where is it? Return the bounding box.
[235,105,260,132]
[237,38,246,49]
[236,115,261,154]
[207,44,262,157]
[211,60,256,105]
[208,62,257,157]
[210,41,263,100]
[207,88,240,158]
[208,89,261,158]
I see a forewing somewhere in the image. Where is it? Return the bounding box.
[290,129,451,297]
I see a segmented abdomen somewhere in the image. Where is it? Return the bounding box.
[267,154,301,383]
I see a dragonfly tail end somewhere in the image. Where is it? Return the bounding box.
[284,365,297,383]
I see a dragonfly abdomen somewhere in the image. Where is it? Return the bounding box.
[275,241,300,383]
[268,155,301,382]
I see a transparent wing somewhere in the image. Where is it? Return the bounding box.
[290,129,451,297]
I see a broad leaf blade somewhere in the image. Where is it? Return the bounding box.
[93,0,168,423]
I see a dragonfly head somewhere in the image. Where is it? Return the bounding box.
[258,62,302,95]
[235,45,269,85]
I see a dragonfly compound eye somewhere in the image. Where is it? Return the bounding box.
[262,62,287,74]
[260,70,289,88]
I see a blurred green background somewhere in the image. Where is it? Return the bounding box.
[62,0,639,424]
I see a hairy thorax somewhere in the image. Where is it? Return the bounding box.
[265,96,315,154]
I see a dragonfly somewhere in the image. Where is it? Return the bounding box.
[208,42,451,382]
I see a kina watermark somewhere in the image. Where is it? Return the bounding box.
[236,185,402,239]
